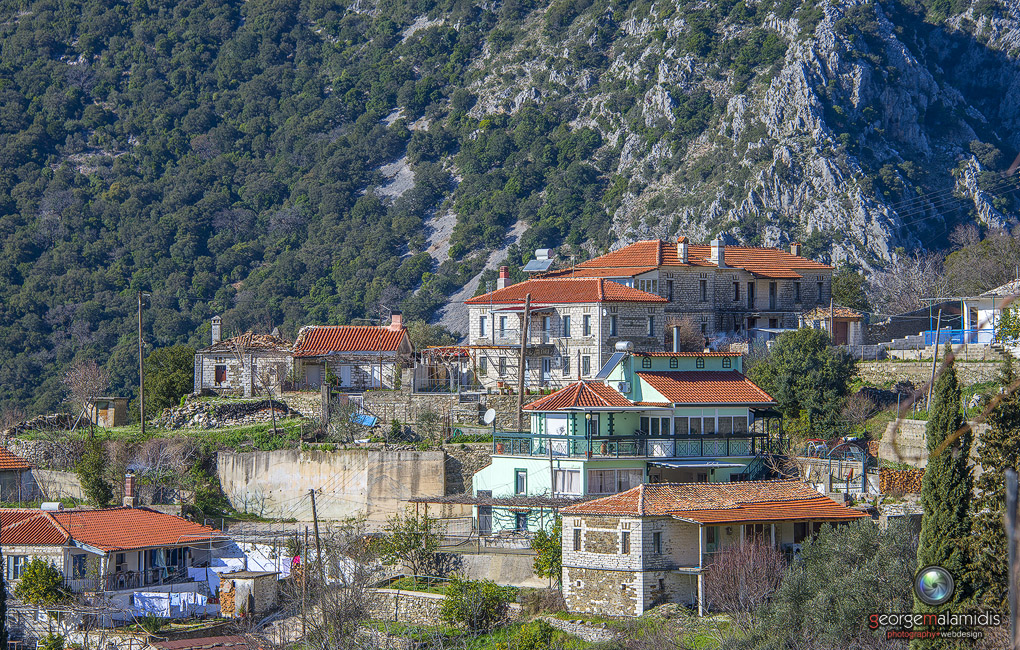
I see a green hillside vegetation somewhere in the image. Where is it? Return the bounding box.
[0,0,1010,415]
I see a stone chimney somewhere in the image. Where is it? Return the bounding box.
[497,266,510,290]
[790,241,802,257]
[710,238,726,268]
[389,311,403,331]
[123,471,136,507]
[677,236,688,264]
[211,316,222,345]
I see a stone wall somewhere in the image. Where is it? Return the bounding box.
[442,443,492,495]
[857,361,1000,388]
[542,616,623,643]
[359,389,540,431]
[879,419,988,469]
[365,589,447,624]
[879,468,925,494]
[217,449,447,524]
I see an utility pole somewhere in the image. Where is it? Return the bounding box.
[516,293,532,430]
[302,525,308,640]
[927,309,943,411]
[1006,469,1018,649]
[138,291,146,436]
[309,489,324,584]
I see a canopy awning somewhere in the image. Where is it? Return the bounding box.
[648,460,747,469]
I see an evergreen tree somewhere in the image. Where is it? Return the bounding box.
[75,437,113,508]
[916,345,972,617]
[1,543,6,650]
[965,356,1020,614]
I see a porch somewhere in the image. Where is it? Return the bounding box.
[491,431,787,459]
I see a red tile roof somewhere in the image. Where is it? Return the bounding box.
[637,371,775,405]
[542,240,832,279]
[0,507,224,550]
[561,479,867,524]
[523,382,633,411]
[0,448,32,471]
[292,325,409,357]
[464,278,667,306]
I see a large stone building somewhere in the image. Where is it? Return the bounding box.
[464,274,667,391]
[541,238,834,339]
[559,480,867,616]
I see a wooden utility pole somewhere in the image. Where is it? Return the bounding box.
[138,291,146,436]
[516,293,532,430]
[927,309,943,410]
[309,489,324,584]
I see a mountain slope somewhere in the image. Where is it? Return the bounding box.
[0,0,1017,414]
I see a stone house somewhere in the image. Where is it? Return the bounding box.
[0,503,225,599]
[470,349,785,538]
[218,570,279,617]
[193,317,294,397]
[559,480,868,616]
[799,305,865,346]
[464,273,668,391]
[291,313,413,391]
[540,238,834,340]
[84,397,129,428]
[0,448,33,502]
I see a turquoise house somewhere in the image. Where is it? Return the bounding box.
[471,349,785,536]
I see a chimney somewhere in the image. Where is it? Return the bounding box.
[211,316,222,345]
[710,238,726,268]
[497,266,510,290]
[677,236,688,264]
[389,311,403,331]
[790,241,802,257]
[123,471,136,507]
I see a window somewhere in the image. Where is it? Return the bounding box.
[703,416,716,435]
[769,282,777,310]
[542,315,551,334]
[733,416,748,434]
[642,357,652,369]
[499,315,507,335]
[718,416,733,435]
[647,315,655,336]
[794,281,801,303]
[640,416,671,437]
[573,528,582,551]
[115,553,127,573]
[587,469,643,494]
[554,469,581,495]
[658,578,665,591]
[673,416,688,435]
[794,522,808,543]
[479,315,487,337]
[7,556,26,579]
[707,526,717,544]
[667,280,674,301]
[478,357,488,376]
[214,365,226,384]
[689,418,702,435]
[669,356,678,368]
[733,282,740,301]
[722,357,732,368]
[621,531,631,554]
[562,355,570,375]
[562,315,571,338]
[697,473,709,482]
[701,323,707,335]
[515,513,528,532]
[498,357,507,376]
[747,282,755,308]
[700,279,707,302]
[72,554,88,579]
[582,356,591,376]
[583,315,592,336]
[817,281,824,299]
[515,469,527,495]
[609,315,617,337]
[653,532,662,554]
[617,469,642,492]
[696,357,705,369]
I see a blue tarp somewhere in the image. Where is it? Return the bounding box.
[352,413,377,427]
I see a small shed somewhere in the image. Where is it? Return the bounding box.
[0,448,33,501]
[85,397,129,428]
[218,570,279,618]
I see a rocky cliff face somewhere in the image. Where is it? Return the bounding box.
[449,0,1020,265]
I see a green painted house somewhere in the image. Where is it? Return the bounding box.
[471,349,785,537]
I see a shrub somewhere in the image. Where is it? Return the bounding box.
[76,437,113,507]
[14,560,65,605]
[440,578,515,630]
[510,620,555,649]
[39,634,64,650]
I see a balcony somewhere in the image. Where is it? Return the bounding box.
[62,566,192,593]
[492,432,787,459]
[486,329,563,346]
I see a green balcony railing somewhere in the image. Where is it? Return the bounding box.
[492,432,787,459]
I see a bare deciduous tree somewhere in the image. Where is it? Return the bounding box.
[841,393,876,435]
[704,540,786,631]
[63,360,110,425]
[665,315,706,352]
[869,251,951,314]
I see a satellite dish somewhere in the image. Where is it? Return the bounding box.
[483,409,496,425]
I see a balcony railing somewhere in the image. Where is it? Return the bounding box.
[487,329,566,346]
[492,432,787,459]
[62,566,191,593]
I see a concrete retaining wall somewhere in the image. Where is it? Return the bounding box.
[217,449,447,523]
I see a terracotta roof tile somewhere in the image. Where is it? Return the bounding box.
[0,507,224,550]
[523,382,632,410]
[637,371,775,405]
[293,325,409,357]
[562,479,867,524]
[0,448,32,471]
[464,278,667,306]
[543,240,832,279]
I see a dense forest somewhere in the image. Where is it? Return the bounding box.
[0,0,1016,415]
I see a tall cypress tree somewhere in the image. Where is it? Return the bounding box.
[966,356,1020,614]
[1,543,7,650]
[916,345,972,611]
